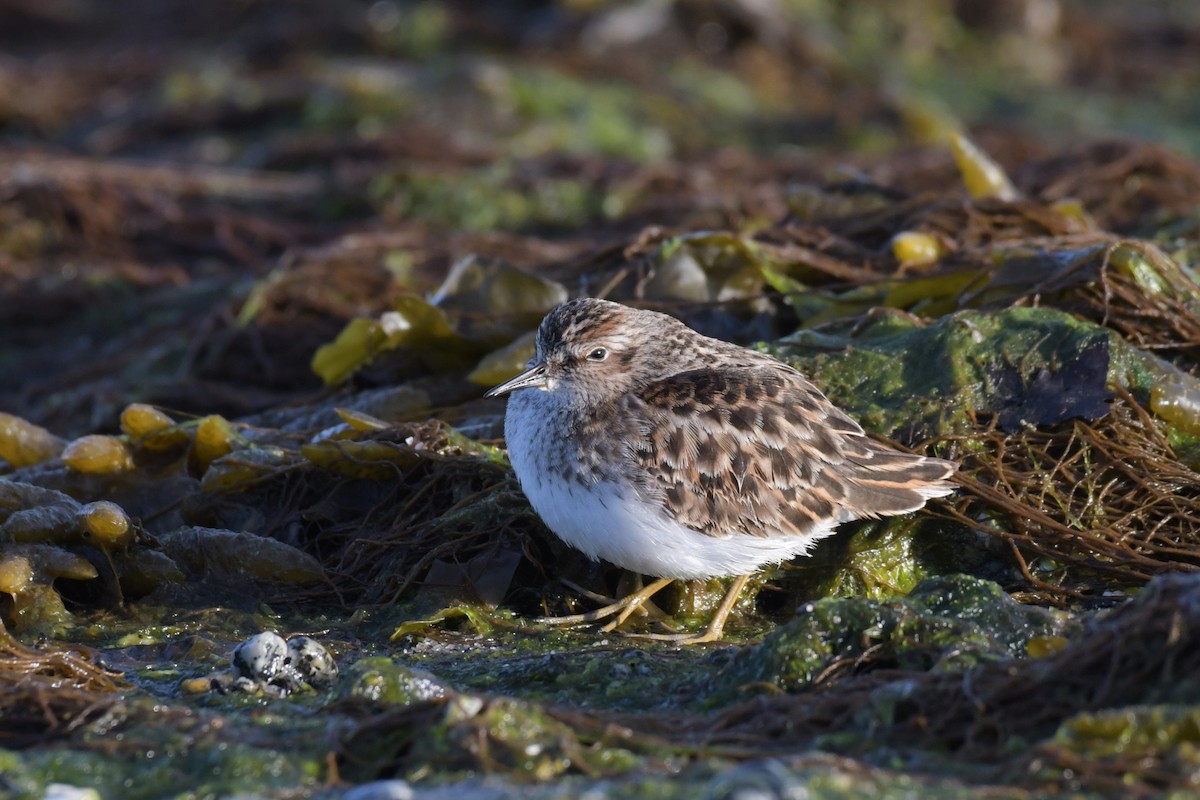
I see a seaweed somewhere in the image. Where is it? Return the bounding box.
[0,630,128,749]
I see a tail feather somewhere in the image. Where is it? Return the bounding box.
[838,448,957,518]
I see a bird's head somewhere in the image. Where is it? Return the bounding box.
[485,298,686,407]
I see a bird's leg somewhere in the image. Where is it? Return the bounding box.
[630,573,751,644]
[536,572,752,642]
[599,577,673,632]
[535,576,673,628]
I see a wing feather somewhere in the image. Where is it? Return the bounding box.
[619,364,955,539]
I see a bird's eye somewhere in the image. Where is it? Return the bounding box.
[586,347,608,362]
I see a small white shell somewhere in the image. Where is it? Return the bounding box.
[223,631,338,696]
[231,631,289,682]
[286,635,339,689]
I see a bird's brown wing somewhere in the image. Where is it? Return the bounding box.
[619,364,956,539]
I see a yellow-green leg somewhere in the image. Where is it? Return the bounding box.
[535,576,673,629]
[631,573,750,644]
[599,577,674,632]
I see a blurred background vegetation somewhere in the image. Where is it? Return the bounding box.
[3,0,1198,164]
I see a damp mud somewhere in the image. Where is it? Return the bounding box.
[5,1,1200,798]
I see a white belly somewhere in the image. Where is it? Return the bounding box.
[504,389,832,580]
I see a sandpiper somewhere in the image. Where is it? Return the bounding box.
[487,298,956,642]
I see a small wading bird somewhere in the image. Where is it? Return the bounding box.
[486,298,957,643]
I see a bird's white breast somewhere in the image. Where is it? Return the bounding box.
[504,388,833,580]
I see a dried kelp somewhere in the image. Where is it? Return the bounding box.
[307,425,532,608]
[938,390,1200,600]
[181,419,533,608]
[0,628,128,749]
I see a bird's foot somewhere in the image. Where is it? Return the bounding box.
[534,576,673,629]
[624,629,725,645]
[535,574,751,645]
[627,573,749,644]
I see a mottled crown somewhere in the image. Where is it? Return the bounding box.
[531,298,717,402]
[535,298,756,385]
[536,298,637,354]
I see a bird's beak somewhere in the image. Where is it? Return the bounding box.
[485,362,549,397]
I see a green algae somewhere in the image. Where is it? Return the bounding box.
[764,303,1200,599]
[371,162,614,232]
[1055,705,1200,763]
[2,739,323,800]
[768,306,1136,438]
[0,569,1177,799]
[494,67,672,161]
[398,694,648,781]
[385,623,717,714]
[707,574,1064,704]
[6,582,76,634]
[390,604,508,640]
[335,693,633,784]
[343,656,450,705]
[783,515,995,603]
[652,574,769,637]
